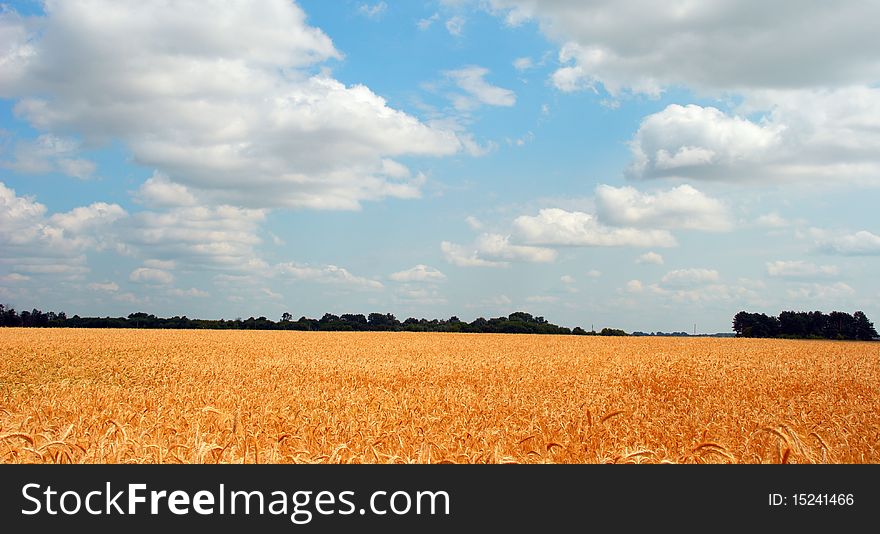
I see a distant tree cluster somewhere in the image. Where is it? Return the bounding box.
[733,310,878,341]
[0,305,629,336]
[0,306,67,327]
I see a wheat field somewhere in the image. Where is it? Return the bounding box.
[1,328,878,463]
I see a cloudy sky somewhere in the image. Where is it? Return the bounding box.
[1,0,879,333]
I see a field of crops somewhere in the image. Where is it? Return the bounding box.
[1,328,878,463]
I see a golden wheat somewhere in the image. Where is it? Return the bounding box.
[1,328,878,464]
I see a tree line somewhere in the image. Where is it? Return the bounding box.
[732,310,878,340]
[0,305,631,336]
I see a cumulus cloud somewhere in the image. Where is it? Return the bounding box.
[660,269,720,287]
[0,1,462,210]
[417,13,440,30]
[628,90,880,185]
[656,283,759,304]
[441,233,556,267]
[87,281,119,293]
[755,213,791,229]
[513,208,676,248]
[464,215,484,230]
[445,16,465,36]
[48,203,127,247]
[389,264,447,283]
[261,288,283,300]
[1,181,395,303]
[475,233,556,263]
[441,241,507,268]
[0,181,126,277]
[129,267,174,285]
[394,285,448,306]
[626,280,644,293]
[595,184,731,231]
[277,262,383,290]
[484,1,880,95]
[2,134,95,179]
[144,259,176,270]
[357,2,387,19]
[446,66,516,110]
[786,282,855,301]
[636,252,664,265]
[136,172,199,208]
[626,104,783,182]
[473,3,880,186]
[766,261,839,279]
[169,288,210,298]
[812,229,880,256]
[125,204,267,271]
[513,57,534,71]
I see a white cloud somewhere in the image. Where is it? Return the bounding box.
[126,203,266,271]
[136,172,198,208]
[395,285,447,306]
[446,66,516,110]
[636,252,664,265]
[627,104,783,182]
[787,282,855,300]
[635,276,763,304]
[595,184,731,231]
[417,13,440,31]
[513,57,534,72]
[464,215,483,230]
[2,134,96,179]
[766,261,839,279]
[445,16,465,36]
[755,213,790,229]
[277,262,383,290]
[0,273,30,283]
[0,181,125,277]
[169,288,210,298]
[144,259,176,270]
[390,264,447,283]
[513,208,676,248]
[812,230,880,256]
[441,241,507,268]
[510,131,534,147]
[586,269,602,278]
[560,275,575,284]
[657,283,758,304]
[660,269,720,287]
[87,281,119,293]
[49,203,126,245]
[261,287,283,300]
[1,1,462,211]
[475,233,556,263]
[129,267,174,285]
[626,280,644,293]
[357,2,387,19]
[485,1,880,95]
[114,292,141,304]
[628,91,880,185]
[441,233,557,267]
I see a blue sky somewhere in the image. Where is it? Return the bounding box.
[2,0,879,333]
